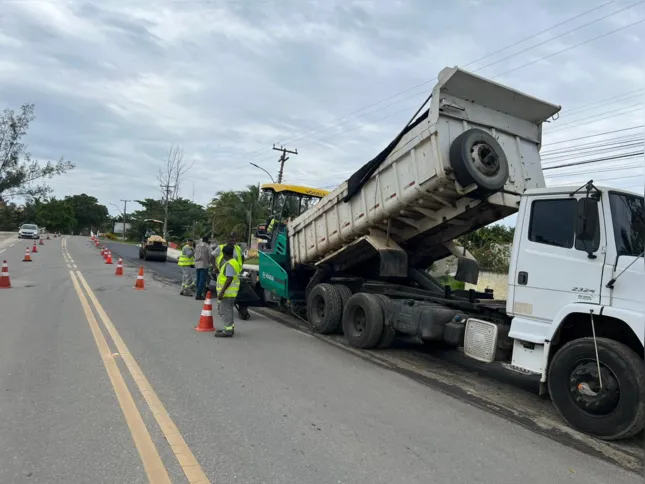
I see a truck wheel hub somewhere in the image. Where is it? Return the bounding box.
[470,142,500,176]
[568,361,620,415]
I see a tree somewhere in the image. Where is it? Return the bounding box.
[0,104,74,200]
[64,193,109,233]
[157,142,193,238]
[129,197,208,243]
[34,197,76,232]
[458,225,515,273]
[207,185,269,244]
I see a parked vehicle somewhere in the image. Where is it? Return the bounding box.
[255,66,645,441]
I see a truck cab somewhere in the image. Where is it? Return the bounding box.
[483,183,644,440]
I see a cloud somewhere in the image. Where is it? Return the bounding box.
[0,0,642,219]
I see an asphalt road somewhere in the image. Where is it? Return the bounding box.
[103,240,183,284]
[0,235,641,483]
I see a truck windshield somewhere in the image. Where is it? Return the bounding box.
[609,192,644,257]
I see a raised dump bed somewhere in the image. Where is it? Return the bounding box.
[287,66,561,276]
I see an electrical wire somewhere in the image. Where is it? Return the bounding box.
[542,151,645,170]
[473,1,643,74]
[541,135,644,155]
[556,89,644,118]
[545,103,644,132]
[242,2,628,158]
[490,18,644,79]
[542,125,644,146]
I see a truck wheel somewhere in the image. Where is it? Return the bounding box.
[373,294,396,349]
[342,293,384,349]
[449,128,509,197]
[307,283,343,334]
[334,285,353,334]
[548,337,645,440]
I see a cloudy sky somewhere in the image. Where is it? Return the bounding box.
[0,0,643,217]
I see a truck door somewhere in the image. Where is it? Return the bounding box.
[509,194,605,342]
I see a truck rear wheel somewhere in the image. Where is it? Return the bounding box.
[373,294,396,349]
[342,293,383,349]
[548,337,645,440]
[449,128,509,197]
[307,283,343,334]
[334,285,353,334]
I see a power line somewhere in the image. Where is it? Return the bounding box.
[541,135,644,155]
[242,2,623,158]
[545,103,644,132]
[542,151,645,170]
[542,141,645,162]
[473,1,643,74]
[542,125,644,146]
[490,18,644,80]
[556,89,644,118]
[545,162,643,177]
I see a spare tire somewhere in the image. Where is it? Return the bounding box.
[307,283,343,334]
[342,293,384,349]
[449,128,509,198]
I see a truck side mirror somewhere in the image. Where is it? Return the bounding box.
[575,198,599,256]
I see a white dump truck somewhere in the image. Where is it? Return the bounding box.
[257,66,644,440]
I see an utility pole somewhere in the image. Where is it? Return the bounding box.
[160,184,175,240]
[120,199,132,242]
[272,145,298,184]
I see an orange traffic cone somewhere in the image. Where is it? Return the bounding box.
[101,247,106,258]
[195,291,216,332]
[39,238,44,246]
[95,239,99,248]
[23,247,32,262]
[115,258,124,276]
[134,266,145,290]
[0,260,10,288]
[105,250,113,264]
[31,242,38,253]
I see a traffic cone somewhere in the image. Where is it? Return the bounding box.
[101,247,106,258]
[195,291,216,332]
[134,265,145,290]
[32,242,38,253]
[105,250,113,264]
[39,238,44,246]
[115,258,124,276]
[0,260,10,288]
[95,239,99,248]
[23,247,32,262]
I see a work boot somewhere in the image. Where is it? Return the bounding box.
[195,295,205,301]
[214,326,234,338]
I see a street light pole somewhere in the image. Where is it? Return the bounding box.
[120,199,133,242]
[249,162,276,183]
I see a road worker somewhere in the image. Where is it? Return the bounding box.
[214,244,242,338]
[178,238,196,296]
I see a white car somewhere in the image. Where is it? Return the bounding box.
[18,224,40,239]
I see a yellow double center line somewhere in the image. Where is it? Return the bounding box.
[61,238,211,484]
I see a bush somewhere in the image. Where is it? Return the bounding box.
[438,275,465,290]
[104,232,119,240]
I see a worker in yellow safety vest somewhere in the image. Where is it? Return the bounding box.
[214,244,242,338]
[178,238,196,296]
[213,232,243,271]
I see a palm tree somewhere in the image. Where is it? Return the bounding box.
[208,185,269,244]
